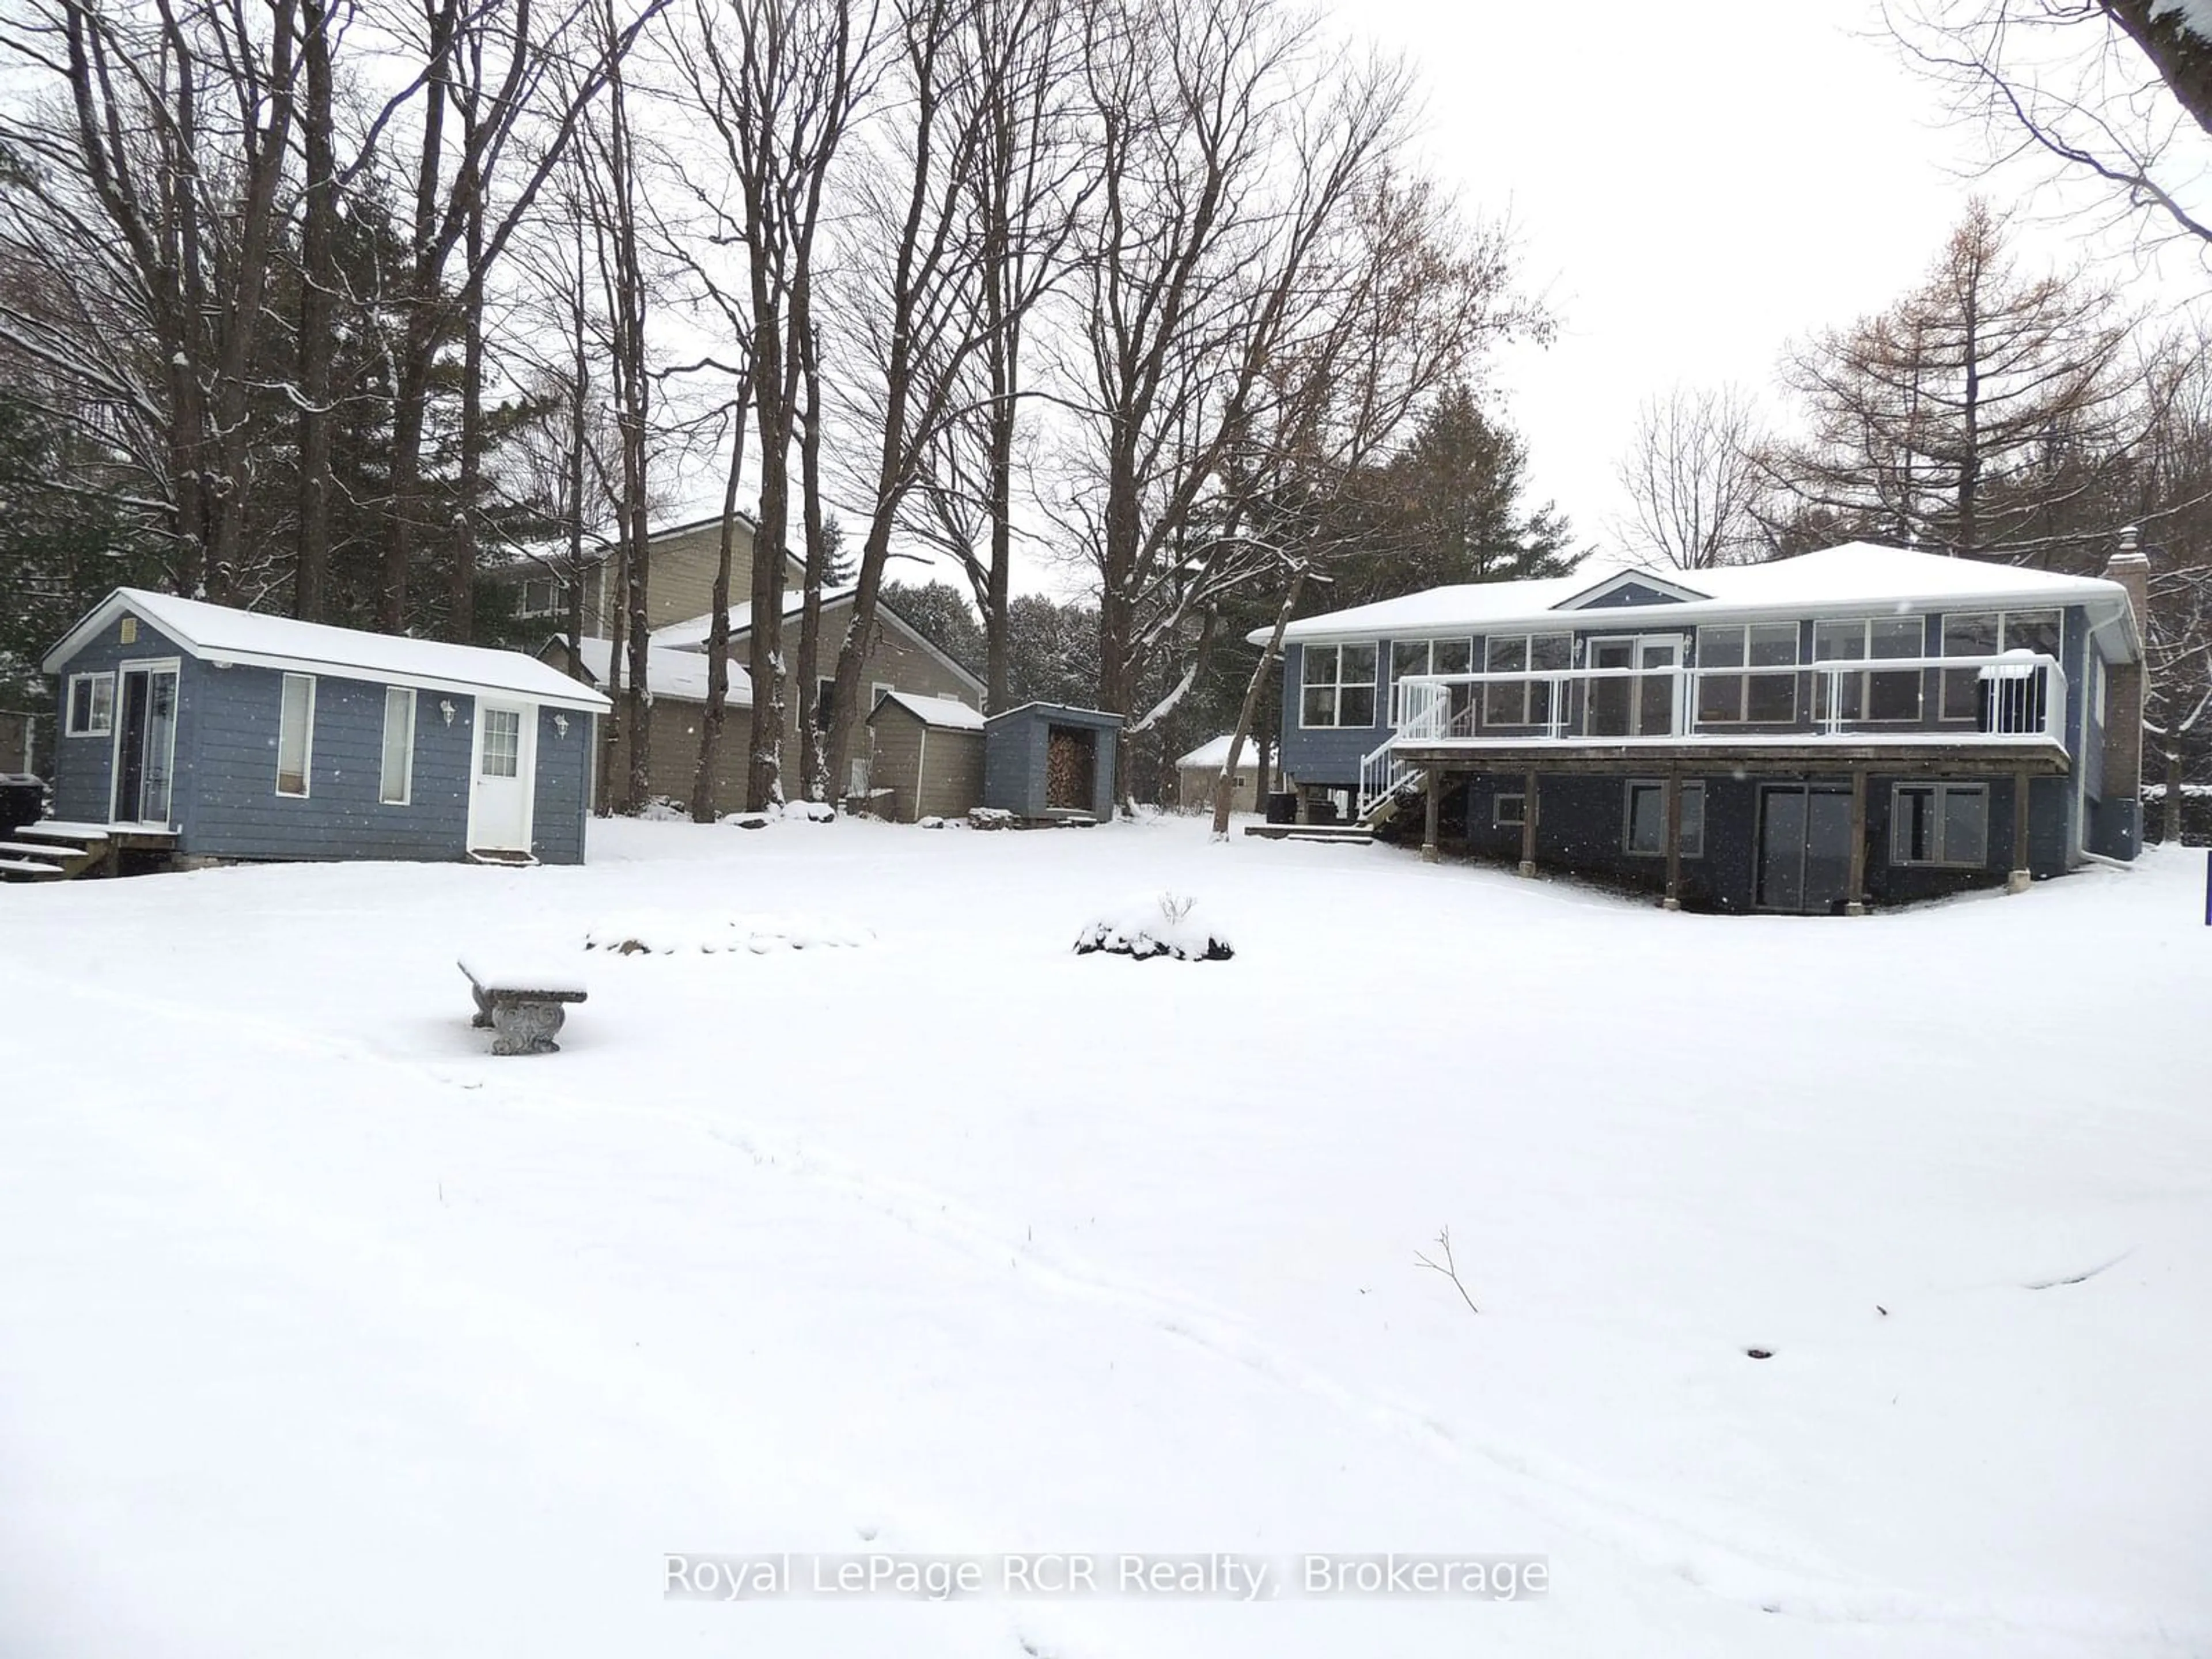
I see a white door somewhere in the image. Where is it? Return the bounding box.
[469,702,536,852]
[1588,637,1684,737]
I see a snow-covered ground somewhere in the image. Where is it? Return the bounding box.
[2,816,2208,1657]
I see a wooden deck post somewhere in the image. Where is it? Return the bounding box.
[1845,766,1868,916]
[1421,767,1442,863]
[1662,768,1683,911]
[2009,768,2033,893]
[1519,770,1539,877]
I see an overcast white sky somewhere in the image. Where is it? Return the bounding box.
[1325,0,2198,559]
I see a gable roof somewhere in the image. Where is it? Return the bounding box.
[1258,544,2143,658]
[560,636,753,705]
[1176,733,1256,770]
[45,589,611,711]
[869,690,984,730]
[652,588,988,696]
[984,700,1123,729]
[1555,569,1712,608]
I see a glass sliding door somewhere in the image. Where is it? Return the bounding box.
[1758,782,1853,914]
[110,664,180,825]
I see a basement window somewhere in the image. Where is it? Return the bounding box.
[1892,782,1987,868]
[1494,791,1526,830]
[1624,779,1704,858]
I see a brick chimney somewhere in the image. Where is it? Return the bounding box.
[2100,527,2151,837]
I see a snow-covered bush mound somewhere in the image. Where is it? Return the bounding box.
[584,911,872,955]
[1074,891,1233,961]
[719,800,838,830]
[967,806,1017,830]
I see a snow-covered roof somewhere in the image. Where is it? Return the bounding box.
[653,589,987,695]
[566,637,753,705]
[870,690,984,730]
[1176,734,1256,770]
[650,586,859,649]
[983,700,1124,727]
[45,589,611,711]
[1257,544,2142,658]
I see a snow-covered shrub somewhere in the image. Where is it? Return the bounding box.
[724,812,772,831]
[783,800,836,823]
[584,911,872,955]
[968,807,1017,831]
[635,796,691,821]
[917,815,948,830]
[1074,891,1233,961]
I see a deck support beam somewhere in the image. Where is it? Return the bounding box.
[1519,770,1539,877]
[2009,768,2033,893]
[1662,768,1683,911]
[1421,767,1441,863]
[1845,766,1869,916]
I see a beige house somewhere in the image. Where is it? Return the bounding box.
[498,512,805,637]
[540,568,986,814]
[1175,733,1263,815]
[865,692,986,822]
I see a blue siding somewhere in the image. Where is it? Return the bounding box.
[49,613,195,824]
[983,704,1119,817]
[179,666,473,860]
[532,706,592,863]
[47,603,599,864]
[1573,580,1690,609]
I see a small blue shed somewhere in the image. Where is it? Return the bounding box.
[39,588,610,866]
[982,702,1123,822]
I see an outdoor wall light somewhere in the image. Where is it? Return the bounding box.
[441,698,456,726]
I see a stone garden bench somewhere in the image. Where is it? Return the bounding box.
[458,958,587,1056]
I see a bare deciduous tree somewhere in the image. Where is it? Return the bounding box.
[1615,383,1770,570]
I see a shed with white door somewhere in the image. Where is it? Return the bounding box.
[37,589,609,868]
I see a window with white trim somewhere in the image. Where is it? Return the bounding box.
[65,672,114,736]
[872,681,895,713]
[518,576,564,618]
[480,707,522,778]
[1814,616,1924,722]
[1624,779,1704,857]
[1301,643,1377,728]
[1891,782,1987,867]
[1482,632,1571,727]
[1389,638,1472,724]
[380,687,416,805]
[1695,623,1800,724]
[1494,791,1526,830]
[276,673,316,797]
[1938,609,2061,720]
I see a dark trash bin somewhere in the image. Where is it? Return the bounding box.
[0,774,44,839]
[1265,791,1297,825]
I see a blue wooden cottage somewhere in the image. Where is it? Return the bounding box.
[36,589,609,869]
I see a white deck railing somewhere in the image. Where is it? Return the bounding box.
[1355,653,2066,820]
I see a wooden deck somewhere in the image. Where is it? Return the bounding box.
[1387,738,2071,777]
[0,821,178,882]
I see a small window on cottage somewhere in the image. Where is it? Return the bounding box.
[380,687,416,805]
[276,673,316,797]
[1624,780,1704,858]
[480,707,521,778]
[1301,643,1377,728]
[1892,783,1987,867]
[66,672,115,736]
[815,677,838,732]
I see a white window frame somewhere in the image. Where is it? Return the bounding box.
[65,671,115,737]
[1300,643,1378,729]
[276,672,316,798]
[1389,638,1473,725]
[1482,632,1571,728]
[1694,623,1800,725]
[1814,616,1926,724]
[1493,791,1526,830]
[517,575,563,618]
[380,685,417,806]
[1890,781,1988,868]
[1623,778,1705,858]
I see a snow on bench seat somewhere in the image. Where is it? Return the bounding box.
[456,959,588,999]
